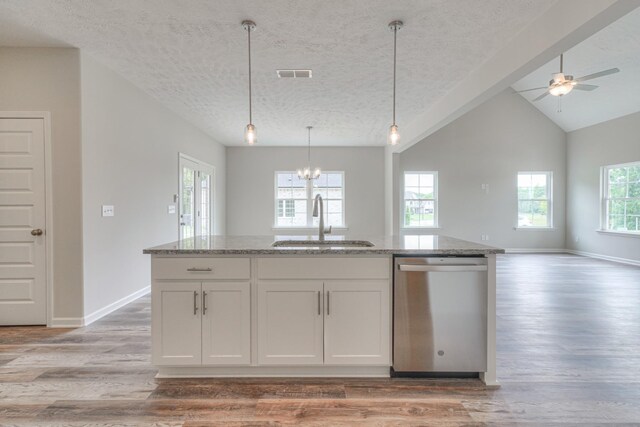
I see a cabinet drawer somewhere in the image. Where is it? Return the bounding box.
[152,257,250,280]
[257,257,390,280]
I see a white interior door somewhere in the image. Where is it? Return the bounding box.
[179,154,214,239]
[0,118,47,325]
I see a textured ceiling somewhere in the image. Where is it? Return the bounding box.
[512,7,640,132]
[0,0,557,146]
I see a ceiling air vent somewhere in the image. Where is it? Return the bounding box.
[277,69,312,78]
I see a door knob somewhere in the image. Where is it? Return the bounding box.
[31,229,43,236]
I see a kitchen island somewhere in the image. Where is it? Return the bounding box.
[144,235,503,386]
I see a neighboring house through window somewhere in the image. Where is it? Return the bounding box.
[403,172,438,228]
[517,172,552,228]
[275,171,345,228]
[602,161,640,233]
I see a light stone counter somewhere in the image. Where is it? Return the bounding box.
[143,234,504,256]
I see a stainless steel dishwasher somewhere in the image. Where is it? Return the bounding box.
[393,257,488,374]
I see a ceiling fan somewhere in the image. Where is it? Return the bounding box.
[516,54,620,102]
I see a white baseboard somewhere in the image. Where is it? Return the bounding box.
[504,248,567,254]
[50,317,84,328]
[566,249,640,267]
[83,286,150,326]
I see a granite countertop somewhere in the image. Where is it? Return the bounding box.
[143,235,504,255]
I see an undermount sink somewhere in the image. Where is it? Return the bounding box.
[272,239,374,248]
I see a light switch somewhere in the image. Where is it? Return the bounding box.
[167,204,176,214]
[102,205,114,217]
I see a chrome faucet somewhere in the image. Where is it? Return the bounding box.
[312,194,332,241]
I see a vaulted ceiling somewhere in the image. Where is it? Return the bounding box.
[512,7,640,132]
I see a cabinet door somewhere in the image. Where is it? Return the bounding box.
[324,280,390,365]
[257,281,324,365]
[201,281,251,365]
[152,282,202,365]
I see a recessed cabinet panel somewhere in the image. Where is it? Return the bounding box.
[202,281,251,365]
[258,281,324,365]
[152,282,202,365]
[324,280,390,365]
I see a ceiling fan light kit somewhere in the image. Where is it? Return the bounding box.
[242,20,257,145]
[517,53,620,104]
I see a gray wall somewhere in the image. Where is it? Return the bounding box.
[0,47,84,320]
[566,111,640,263]
[80,54,226,316]
[397,89,567,250]
[226,147,385,236]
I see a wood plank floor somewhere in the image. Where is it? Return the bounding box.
[1,254,639,426]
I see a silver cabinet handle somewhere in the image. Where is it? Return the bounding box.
[187,267,212,272]
[202,291,208,315]
[326,291,330,316]
[317,291,321,315]
[193,291,199,315]
[398,265,487,272]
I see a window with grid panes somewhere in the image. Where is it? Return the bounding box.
[403,172,438,228]
[602,162,640,233]
[275,171,345,227]
[517,172,552,228]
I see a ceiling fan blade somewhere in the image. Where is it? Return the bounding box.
[575,68,620,82]
[573,84,599,91]
[514,86,548,93]
[533,91,550,102]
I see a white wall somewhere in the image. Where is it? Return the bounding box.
[226,147,385,236]
[0,47,84,321]
[398,89,567,250]
[566,111,640,263]
[80,54,226,317]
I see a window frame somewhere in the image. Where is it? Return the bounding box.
[401,171,439,229]
[516,171,553,229]
[273,171,346,229]
[600,161,640,235]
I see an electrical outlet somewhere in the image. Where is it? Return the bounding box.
[167,204,176,214]
[481,234,490,241]
[481,184,489,194]
[102,205,114,217]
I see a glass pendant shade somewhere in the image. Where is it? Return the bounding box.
[388,124,400,145]
[298,126,320,180]
[244,123,257,145]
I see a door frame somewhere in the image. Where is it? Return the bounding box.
[0,111,54,326]
[178,152,215,238]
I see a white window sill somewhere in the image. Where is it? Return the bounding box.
[272,226,349,232]
[401,227,441,230]
[514,227,556,231]
[597,229,640,238]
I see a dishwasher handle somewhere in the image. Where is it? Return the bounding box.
[398,264,487,272]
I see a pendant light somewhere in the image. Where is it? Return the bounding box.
[242,20,257,144]
[388,20,403,146]
[297,126,321,180]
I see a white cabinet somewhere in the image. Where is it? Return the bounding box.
[257,279,390,367]
[202,281,251,365]
[324,280,390,365]
[257,281,324,365]
[151,256,252,367]
[152,282,202,365]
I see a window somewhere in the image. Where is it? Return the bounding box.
[275,171,345,228]
[403,172,437,228]
[179,153,214,239]
[602,162,640,233]
[517,172,552,228]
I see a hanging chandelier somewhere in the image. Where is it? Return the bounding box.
[388,20,403,145]
[242,20,257,145]
[297,126,321,180]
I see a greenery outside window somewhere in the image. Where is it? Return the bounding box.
[517,172,552,228]
[403,172,438,228]
[602,162,640,234]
